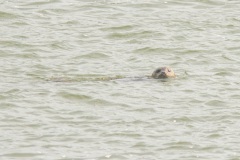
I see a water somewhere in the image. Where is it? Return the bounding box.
[1,0,240,159]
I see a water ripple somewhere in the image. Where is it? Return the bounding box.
[1,0,240,159]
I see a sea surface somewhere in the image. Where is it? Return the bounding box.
[0,0,240,159]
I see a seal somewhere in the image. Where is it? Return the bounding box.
[47,67,176,82]
[152,67,175,79]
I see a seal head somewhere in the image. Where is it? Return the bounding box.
[152,67,175,79]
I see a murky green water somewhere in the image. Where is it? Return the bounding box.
[1,0,240,159]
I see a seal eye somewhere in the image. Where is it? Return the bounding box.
[156,69,161,73]
[168,69,171,72]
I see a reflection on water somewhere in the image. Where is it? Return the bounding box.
[0,0,240,159]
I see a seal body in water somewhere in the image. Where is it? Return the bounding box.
[47,67,175,82]
[151,67,175,79]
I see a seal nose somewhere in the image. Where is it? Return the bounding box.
[159,72,167,78]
